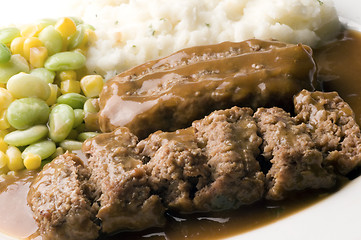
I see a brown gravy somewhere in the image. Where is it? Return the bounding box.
[1,29,361,240]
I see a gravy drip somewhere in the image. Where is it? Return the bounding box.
[0,30,361,240]
[315,29,361,125]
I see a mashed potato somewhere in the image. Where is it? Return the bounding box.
[69,0,341,79]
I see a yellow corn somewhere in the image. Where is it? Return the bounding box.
[23,37,43,60]
[58,70,77,81]
[0,110,10,130]
[80,75,104,97]
[0,83,5,88]
[0,151,8,169]
[0,88,14,111]
[0,130,8,138]
[21,24,44,38]
[60,80,81,94]
[46,84,59,106]
[86,29,97,45]
[10,37,26,55]
[55,17,77,39]
[29,46,48,68]
[0,138,8,153]
[6,146,24,171]
[23,153,42,170]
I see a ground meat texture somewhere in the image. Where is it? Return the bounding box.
[97,39,317,139]
[137,129,211,212]
[192,107,265,210]
[254,107,336,200]
[136,107,265,212]
[82,127,165,234]
[294,90,361,175]
[27,154,99,240]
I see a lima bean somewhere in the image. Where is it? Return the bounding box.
[0,27,20,45]
[38,26,63,55]
[59,140,82,151]
[73,109,85,128]
[0,43,11,63]
[30,68,56,84]
[56,93,87,109]
[6,98,49,130]
[21,140,56,160]
[78,132,99,142]
[68,24,85,50]
[0,54,29,83]
[4,125,48,146]
[48,104,75,142]
[7,73,50,100]
[44,51,86,71]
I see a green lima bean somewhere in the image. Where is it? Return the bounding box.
[44,51,86,71]
[4,125,48,146]
[22,140,56,160]
[57,93,87,109]
[0,27,20,45]
[6,98,50,130]
[78,132,99,142]
[0,54,29,83]
[38,26,63,56]
[30,68,56,84]
[48,104,75,142]
[0,43,11,63]
[7,73,50,100]
[59,140,82,151]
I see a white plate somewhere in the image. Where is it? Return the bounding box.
[0,1,360,240]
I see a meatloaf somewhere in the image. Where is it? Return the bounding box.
[97,39,317,139]
[294,90,361,175]
[27,154,99,240]
[28,90,361,240]
[82,127,165,234]
[254,107,336,200]
[137,107,265,212]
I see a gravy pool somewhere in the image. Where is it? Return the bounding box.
[0,29,361,240]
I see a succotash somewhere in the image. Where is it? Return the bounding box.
[0,17,101,174]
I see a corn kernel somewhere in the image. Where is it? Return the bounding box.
[46,84,59,106]
[0,138,8,152]
[29,46,48,68]
[55,17,77,38]
[86,29,97,45]
[60,80,81,94]
[58,70,77,81]
[23,153,42,170]
[0,110,10,130]
[0,88,14,111]
[21,24,44,38]
[80,75,104,97]
[0,130,8,138]
[6,146,24,171]
[23,37,43,60]
[10,37,26,55]
[0,151,8,169]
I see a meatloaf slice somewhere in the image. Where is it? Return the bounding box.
[294,90,361,175]
[98,39,317,139]
[27,153,99,240]
[82,127,165,234]
[192,107,265,210]
[136,129,211,212]
[254,107,336,200]
[136,107,265,212]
